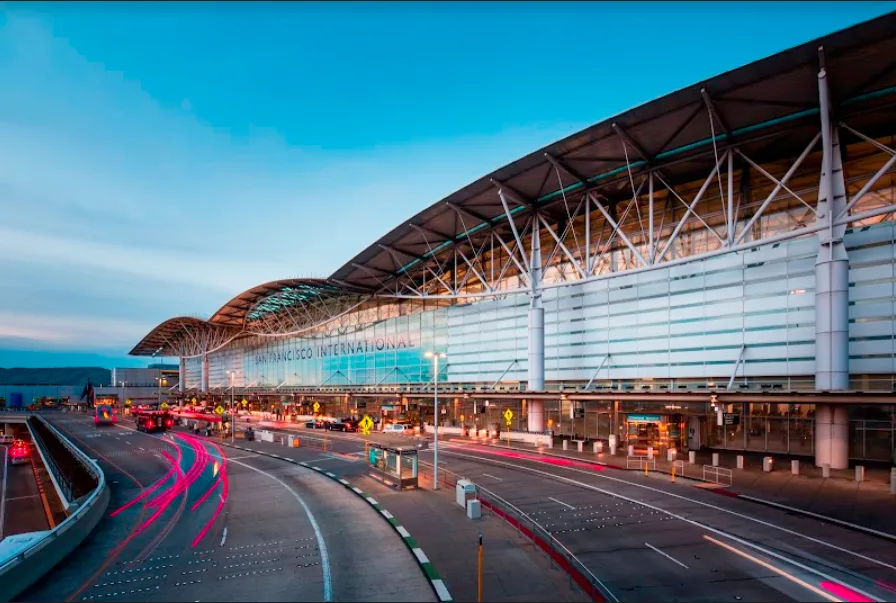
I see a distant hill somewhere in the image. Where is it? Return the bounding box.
[0,367,111,386]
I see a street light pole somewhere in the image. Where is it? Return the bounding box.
[229,371,235,444]
[426,352,446,491]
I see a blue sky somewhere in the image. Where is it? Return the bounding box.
[1,1,894,369]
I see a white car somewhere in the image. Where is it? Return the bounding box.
[384,423,413,434]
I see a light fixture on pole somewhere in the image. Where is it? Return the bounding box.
[228,370,236,443]
[425,351,446,491]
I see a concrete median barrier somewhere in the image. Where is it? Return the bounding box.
[0,415,110,601]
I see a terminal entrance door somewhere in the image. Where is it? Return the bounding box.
[625,414,683,453]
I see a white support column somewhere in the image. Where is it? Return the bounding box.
[201,348,210,393]
[527,217,545,423]
[815,404,848,469]
[815,65,849,393]
[179,358,186,393]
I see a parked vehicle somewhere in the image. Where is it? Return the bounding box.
[328,418,358,432]
[384,423,414,435]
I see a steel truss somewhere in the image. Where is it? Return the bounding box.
[368,78,896,302]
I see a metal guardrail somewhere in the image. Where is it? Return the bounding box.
[0,414,110,601]
[702,465,734,486]
[27,416,97,506]
[626,456,656,470]
[473,484,618,603]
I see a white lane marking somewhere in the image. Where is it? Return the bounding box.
[645,542,689,569]
[319,453,355,463]
[737,494,896,542]
[412,548,430,564]
[0,447,7,539]
[230,459,332,602]
[443,450,882,602]
[220,527,228,547]
[138,448,145,451]
[396,526,411,538]
[482,473,503,481]
[224,455,257,461]
[705,535,838,602]
[444,449,896,573]
[548,496,575,511]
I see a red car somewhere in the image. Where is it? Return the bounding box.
[9,440,30,465]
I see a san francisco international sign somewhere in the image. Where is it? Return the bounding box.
[253,334,416,365]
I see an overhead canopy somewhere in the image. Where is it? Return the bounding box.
[132,10,896,356]
[330,10,896,290]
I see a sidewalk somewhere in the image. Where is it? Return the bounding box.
[444,434,896,537]
[216,432,589,603]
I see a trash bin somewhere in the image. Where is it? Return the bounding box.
[456,479,476,508]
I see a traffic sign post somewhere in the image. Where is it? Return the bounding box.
[359,415,374,435]
[160,402,169,410]
[215,405,225,416]
[503,409,513,446]
[312,401,321,414]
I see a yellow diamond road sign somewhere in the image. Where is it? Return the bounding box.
[192,397,197,404]
[359,415,374,435]
[312,402,320,413]
[160,402,169,410]
[215,405,225,416]
[125,399,132,406]
[241,398,248,406]
[503,409,513,423]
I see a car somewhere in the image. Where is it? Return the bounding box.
[9,440,30,465]
[0,434,14,445]
[305,419,324,429]
[384,423,414,435]
[328,418,358,432]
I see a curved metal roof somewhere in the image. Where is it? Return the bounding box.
[330,10,896,290]
[132,11,896,356]
[207,278,358,328]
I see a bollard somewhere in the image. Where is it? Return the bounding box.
[671,465,676,483]
[822,463,831,478]
[688,450,696,464]
[628,444,635,457]
[712,452,720,467]
[562,440,569,451]
[576,441,584,453]
[594,441,603,454]
[890,468,896,495]
[609,443,616,455]
[855,465,865,483]
[791,460,799,475]
[666,449,675,462]
[647,446,654,460]
[644,461,649,477]
[736,455,744,469]
[763,456,773,472]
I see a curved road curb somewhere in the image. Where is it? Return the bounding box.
[224,442,453,602]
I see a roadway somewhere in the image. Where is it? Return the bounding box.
[1,432,51,539]
[252,422,896,603]
[16,412,435,603]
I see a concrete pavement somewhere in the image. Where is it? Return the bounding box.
[443,436,896,538]
[260,424,896,602]
[16,413,434,603]
[215,428,589,603]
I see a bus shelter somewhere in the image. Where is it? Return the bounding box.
[366,442,418,490]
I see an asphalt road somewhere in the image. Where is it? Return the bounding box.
[258,424,896,603]
[1,438,51,538]
[17,413,434,603]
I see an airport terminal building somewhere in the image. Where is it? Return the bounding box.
[132,15,896,468]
